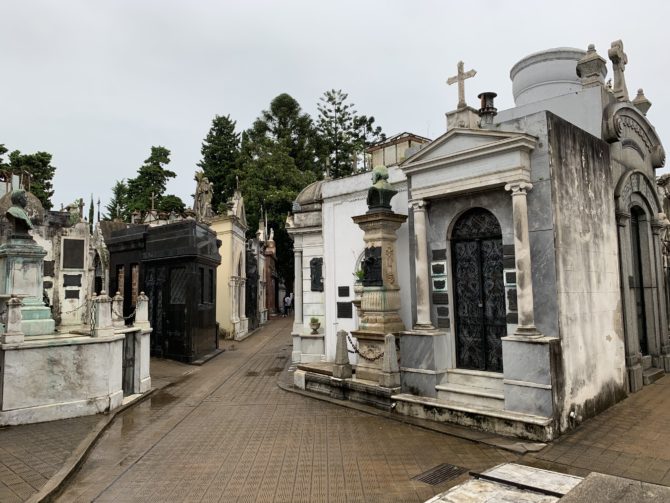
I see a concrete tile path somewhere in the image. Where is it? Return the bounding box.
[55,317,518,502]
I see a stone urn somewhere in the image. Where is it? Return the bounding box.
[309,317,320,334]
[352,279,364,312]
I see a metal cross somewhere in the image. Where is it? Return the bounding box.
[447,61,477,109]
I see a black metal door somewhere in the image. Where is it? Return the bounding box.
[122,333,135,395]
[630,206,649,355]
[452,208,506,372]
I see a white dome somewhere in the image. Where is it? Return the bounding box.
[510,48,586,106]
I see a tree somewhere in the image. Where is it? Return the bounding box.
[238,136,315,285]
[198,115,240,210]
[246,93,320,178]
[0,144,8,170]
[88,194,94,231]
[158,194,186,214]
[7,150,57,210]
[316,89,385,178]
[126,146,176,213]
[105,180,129,221]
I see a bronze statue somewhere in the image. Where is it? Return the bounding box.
[6,189,33,235]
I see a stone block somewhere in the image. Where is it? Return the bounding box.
[294,370,306,390]
[399,330,449,370]
[400,369,443,397]
[502,337,553,385]
[503,382,553,417]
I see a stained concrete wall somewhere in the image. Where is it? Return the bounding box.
[547,113,627,431]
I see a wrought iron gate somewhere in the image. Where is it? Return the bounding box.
[451,208,506,372]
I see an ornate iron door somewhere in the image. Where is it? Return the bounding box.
[452,209,506,372]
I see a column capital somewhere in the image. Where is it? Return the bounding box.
[409,199,429,212]
[504,181,533,195]
[616,211,631,225]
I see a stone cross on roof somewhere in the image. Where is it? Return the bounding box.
[447,61,477,109]
[608,40,629,102]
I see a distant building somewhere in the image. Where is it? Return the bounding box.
[366,132,431,168]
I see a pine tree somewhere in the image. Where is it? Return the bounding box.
[105,180,128,221]
[126,146,176,213]
[88,194,94,231]
[316,89,385,178]
[197,115,240,211]
[8,150,57,210]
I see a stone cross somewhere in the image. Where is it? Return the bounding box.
[447,61,477,109]
[608,40,629,101]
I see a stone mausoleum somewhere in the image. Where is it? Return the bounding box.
[291,41,668,441]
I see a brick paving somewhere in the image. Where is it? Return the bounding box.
[526,374,670,486]
[56,318,518,502]
[0,414,101,503]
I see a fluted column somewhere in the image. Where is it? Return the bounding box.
[505,182,541,337]
[294,249,303,329]
[410,199,434,330]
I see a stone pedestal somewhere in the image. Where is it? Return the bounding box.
[351,210,407,383]
[501,335,560,418]
[399,329,449,397]
[0,236,55,336]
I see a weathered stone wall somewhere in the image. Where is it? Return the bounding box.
[547,113,627,431]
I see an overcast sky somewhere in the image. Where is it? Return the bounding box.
[2,0,669,213]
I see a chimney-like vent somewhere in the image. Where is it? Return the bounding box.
[477,92,498,126]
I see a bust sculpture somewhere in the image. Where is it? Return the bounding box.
[6,189,33,236]
[366,165,397,212]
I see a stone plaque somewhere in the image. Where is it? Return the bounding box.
[432,292,449,305]
[505,271,516,285]
[62,239,85,269]
[310,257,323,292]
[63,274,82,287]
[437,317,450,329]
[363,247,382,287]
[431,262,446,275]
[437,306,449,317]
[65,289,79,299]
[44,260,55,277]
[433,278,447,291]
[432,249,447,261]
[43,280,53,289]
[338,286,350,297]
[507,288,518,311]
[337,302,353,319]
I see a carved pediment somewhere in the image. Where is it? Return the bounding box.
[614,170,661,214]
[604,103,665,168]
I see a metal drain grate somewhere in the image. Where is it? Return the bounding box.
[412,463,468,485]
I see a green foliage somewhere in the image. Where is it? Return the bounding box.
[316,89,385,178]
[158,194,186,214]
[197,115,240,211]
[0,144,8,169]
[246,93,321,179]
[105,180,129,221]
[126,146,176,213]
[238,135,315,286]
[6,150,56,210]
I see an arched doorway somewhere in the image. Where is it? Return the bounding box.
[451,208,506,372]
[630,205,651,356]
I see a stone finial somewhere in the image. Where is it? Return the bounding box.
[447,61,477,109]
[2,295,24,344]
[608,39,629,101]
[576,44,607,88]
[93,290,114,337]
[135,291,150,330]
[632,88,652,115]
[332,330,352,379]
[112,291,124,328]
[379,333,400,388]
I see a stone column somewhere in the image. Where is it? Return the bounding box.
[112,292,124,328]
[293,249,303,330]
[505,182,541,337]
[135,291,150,330]
[2,295,24,344]
[93,291,114,338]
[410,199,434,330]
[652,218,670,370]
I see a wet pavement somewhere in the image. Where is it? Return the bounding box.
[55,317,518,502]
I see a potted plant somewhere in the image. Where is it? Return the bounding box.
[309,316,320,334]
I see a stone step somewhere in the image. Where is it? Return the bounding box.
[641,354,653,370]
[392,393,554,442]
[436,382,505,410]
[643,367,664,385]
[445,368,504,391]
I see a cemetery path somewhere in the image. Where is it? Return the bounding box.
[55,317,518,503]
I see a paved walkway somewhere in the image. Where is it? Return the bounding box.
[55,318,517,503]
[6,316,670,502]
